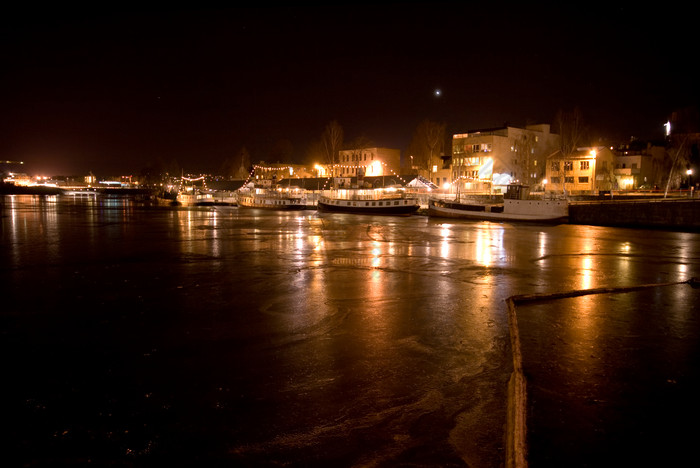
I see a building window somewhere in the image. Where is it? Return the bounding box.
[565,177,574,184]
[579,176,589,183]
[564,161,573,171]
[551,162,560,171]
[472,144,480,153]
[551,177,561,184]
[580,161,590,170]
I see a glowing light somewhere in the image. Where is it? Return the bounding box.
[478,158,493,178]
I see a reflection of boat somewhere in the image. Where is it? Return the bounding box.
[317,187,420,216]
[211,191,238,206]
[156,190,179,206]
[428,184,568,223]
[237,185,308,210]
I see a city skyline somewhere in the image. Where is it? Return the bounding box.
[2,3,697,176]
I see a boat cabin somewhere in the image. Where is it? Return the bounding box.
[504,184,530,200]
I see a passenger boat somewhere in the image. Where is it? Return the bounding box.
[237,185,308,210]
[428,184,568,223]
[176,189,215,206]
[317,187,420,216]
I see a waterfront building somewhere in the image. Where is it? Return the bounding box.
[450,124,560,193]
[545,146,616,195]
[611,140,658,190]
[335,147,401,178]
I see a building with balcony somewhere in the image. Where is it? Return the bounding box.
[451,124,560,193]
[545,146,616,194]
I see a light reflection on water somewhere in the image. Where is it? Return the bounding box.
[3,196,700,467]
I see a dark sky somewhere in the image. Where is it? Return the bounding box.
[1,3,697,176]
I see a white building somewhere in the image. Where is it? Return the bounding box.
[451,124,560,193]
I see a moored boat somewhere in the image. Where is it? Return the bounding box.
[237,185,308,210]
[317,187,420,216]
[428,184,568,223]
[176,190,215,206]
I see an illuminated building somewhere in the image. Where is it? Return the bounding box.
[335,147,400,178]
[451,124,560,193]
[545,146,616,194]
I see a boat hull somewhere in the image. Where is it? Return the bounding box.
[428,198,568,223]
[237,195,308,210]
[318,196,420,216]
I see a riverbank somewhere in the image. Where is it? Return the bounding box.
[569,198,700,231]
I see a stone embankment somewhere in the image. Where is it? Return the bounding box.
[569,198,700,231]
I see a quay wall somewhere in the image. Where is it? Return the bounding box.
[569,199,700,231]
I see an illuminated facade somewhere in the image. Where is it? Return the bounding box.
[451,124,560,193]
[545,146,616,194]
[336,147,401,178]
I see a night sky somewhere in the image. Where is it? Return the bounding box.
[1,3,697,176]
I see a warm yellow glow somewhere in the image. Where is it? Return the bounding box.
[590,149,597,158]
[432,165,438,173]
[366,160,383,176]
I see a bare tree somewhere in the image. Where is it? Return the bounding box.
[321,120,343,176]
[236,147,251,180]
[408,119,446,173]
[664,135,690,197]
[555,107,587,158]
[512,133,536,185]
[553,108,588,194]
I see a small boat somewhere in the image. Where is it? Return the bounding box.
[428,184,568,223]
[317,187,420,216]
[237,185,308,210]
[176,190,215,206]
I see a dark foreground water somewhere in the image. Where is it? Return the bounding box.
[2,194,699,467]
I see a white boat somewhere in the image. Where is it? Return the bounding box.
[317,187,420,216]
[176,190,215,206]
[428,184,568,223]
[237,185,308,210]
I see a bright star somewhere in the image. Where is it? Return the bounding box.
[434,89,442,97]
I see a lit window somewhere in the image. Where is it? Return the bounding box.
[580,161,590,170]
